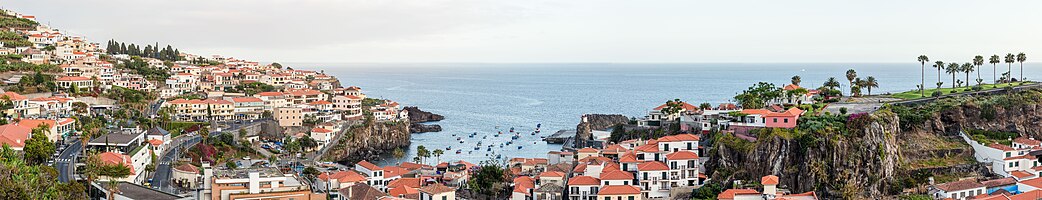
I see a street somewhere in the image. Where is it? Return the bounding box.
[55,139,82,183]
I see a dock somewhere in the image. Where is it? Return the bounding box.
[543,129,575,144]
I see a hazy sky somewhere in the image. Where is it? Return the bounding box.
[5,0,1040,63]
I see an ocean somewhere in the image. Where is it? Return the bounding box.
[290,63,1041,165]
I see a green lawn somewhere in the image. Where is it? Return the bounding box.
[889,82,1032,100]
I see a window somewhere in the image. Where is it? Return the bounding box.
[442,196,447,200]
[604,197,610,200]
[628,197,634,200]
[1007,152,1012,157]
[773,118,777,123]
[784,119,789,123]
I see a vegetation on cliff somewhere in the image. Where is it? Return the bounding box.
[323,115,410,164]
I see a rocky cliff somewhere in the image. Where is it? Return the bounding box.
[574,114,630,147]
[324,121,411,164]
[709,112,902,198]
[405,106,444,133]
[405,106,444,122]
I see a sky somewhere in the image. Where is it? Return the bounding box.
[4,0,1041,63]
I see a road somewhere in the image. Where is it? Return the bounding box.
[55,139,82,183]
[151,119,268,193]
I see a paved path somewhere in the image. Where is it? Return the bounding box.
[151,120,267,193]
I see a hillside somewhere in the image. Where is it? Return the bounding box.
[707,89,1042,198]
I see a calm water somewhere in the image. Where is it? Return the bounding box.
[290,63,1042,165]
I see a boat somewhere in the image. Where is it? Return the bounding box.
[456,137,461,140]
[509,127,514,132]
[474,147,480,150]
[517,146,523,149]
[446,146,452,150]
[482,136,487,139]
[487,148,492,151]
[459,140,464,144]
[495,155,502,159]
[455,150,461,154]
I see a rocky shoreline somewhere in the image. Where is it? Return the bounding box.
[405,106,445,133]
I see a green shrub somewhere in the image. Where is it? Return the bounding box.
[932,91,943,97]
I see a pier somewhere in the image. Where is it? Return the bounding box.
[543,129,575,144]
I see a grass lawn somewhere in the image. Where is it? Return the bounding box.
[889,81,1032,100]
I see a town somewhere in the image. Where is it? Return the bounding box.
[1,5,1040,200]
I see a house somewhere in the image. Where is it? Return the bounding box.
[730,107,804,132]
[0,123,32,150]
[316,170,368,197]
[931,179,987,200]
[640,101,700,127]
[332,95,364,118]
[274,106,304,127]
[567,175,601,200]
[771,84,817,105]
[55,76,93,89]
[417,183,455,200]
[718,175,819,200]
[636,161,670,198]
[171,163,200,189]
[228,97,264,120]
[597,185,642,200]
[202,166,321,200]
[16,118,76,142]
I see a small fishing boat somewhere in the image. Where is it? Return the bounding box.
[487,147,492,151]
[446,146,452,150]
[455,150,461,154]
[482,136,487,139]
[474,147,480,150]
[509,127,515,133]
[517,146,523,149]
[495,155,502,159]
[459,140,464,144]
[456,137,461,140]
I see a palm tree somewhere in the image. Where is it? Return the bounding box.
[1017,52,1027,83]
[962,63,974,88]
[791,75,801,86]
[947,63,960,88]
[851,78,865,97]
[432,149,444,164]
[918,55,929,97]
[845,69,857,95]
[824,77,841,90]
[1005,53,1016,84]
[990,55,1001,85]
[933,61,945,88]
[973,55,985,85]
[864,76,878,95]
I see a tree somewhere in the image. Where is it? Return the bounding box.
[238,129,247,138]
[850,78,863,97]
[864,76,878,95]
[990,55,1001,85]
[699,102,712,110]
[962,62,974,87]
[946,63,959,88]
[918,55,929,97]
[822,77,841,99]
[734,82,781,109]
[973,55,985,85]
[468,160,507,197]
[660,99,685,119]
[933,61,945,88]
[23,124,54,165]
[271,62,283,69]
[1017,52,1027,83]
[791,75,801,86]
[416,145,430,164]
[199,125,210,144]
[392,147,405,160]
[845,69,857,95]
[1005,53,1016,84]
[432,149,444,164]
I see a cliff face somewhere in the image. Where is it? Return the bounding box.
[325,121,411,164]
[575,114,629,140]
[925,102,1042,137]
[405,106,444,133]
[710,112,902,198]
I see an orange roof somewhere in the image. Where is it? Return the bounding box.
[601,144,628,154]
[388,186,419,197]
[56,76,90,81]
[1,92,27,101]
[230,97,262,102]
[1012,171,1034,179]
[718,189,760,200]
[148,139,164,146]
[309,100,332,105]
[387,177,422,189]
[312,128,333,133]
[99,152,135,174]
[567,175,600,185]
[573,163,588,172]
[539,171,565,178]
[255,92,284,97]
[597,185,641,195]
[173,163,199,173]
[653,101,699,111]
[618,151,642,163]
[782,84,802,91]
[637,161,669,171]
[762,175,780,185]
[318,171,367,183]
[989,143,1015,151]
[1014,137,1042,146]
[1011,190,1042,200]
[398,162,430,170]
[658,134,700,142]
[356,160,381,171]
[600,170,634,180]
[635,142,659,153]
[0,124,31,148]
[17,119,56,130]
[383,166,410,177]
[666,151,699,160]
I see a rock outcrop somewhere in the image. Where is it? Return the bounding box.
[409,123,442,133]
[405,106,444,133]
[709,112,902,198]
[574,114,629,147]
[324,121,410,164]
[405,106,444,122]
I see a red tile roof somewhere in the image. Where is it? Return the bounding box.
[666,150,699,160]
[1014,137,1042,146]
[0,124,31,148]
[597,185,641,195]
[717,189,760,200]
[312,128,333,133]
[989,143,1015,151]
[230,97,263,102]
[56,76,90,81]
[567,175,600,185]
[539,171,565,178]
[658,134,700,142]
[173,163,199,173]
[99,152,135,174]
[637,161,669,171]
[761,175,780,185]
[356,160,381,171]
[934,179,985,192]
[653,101,699,111]
[600,170,634,180]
